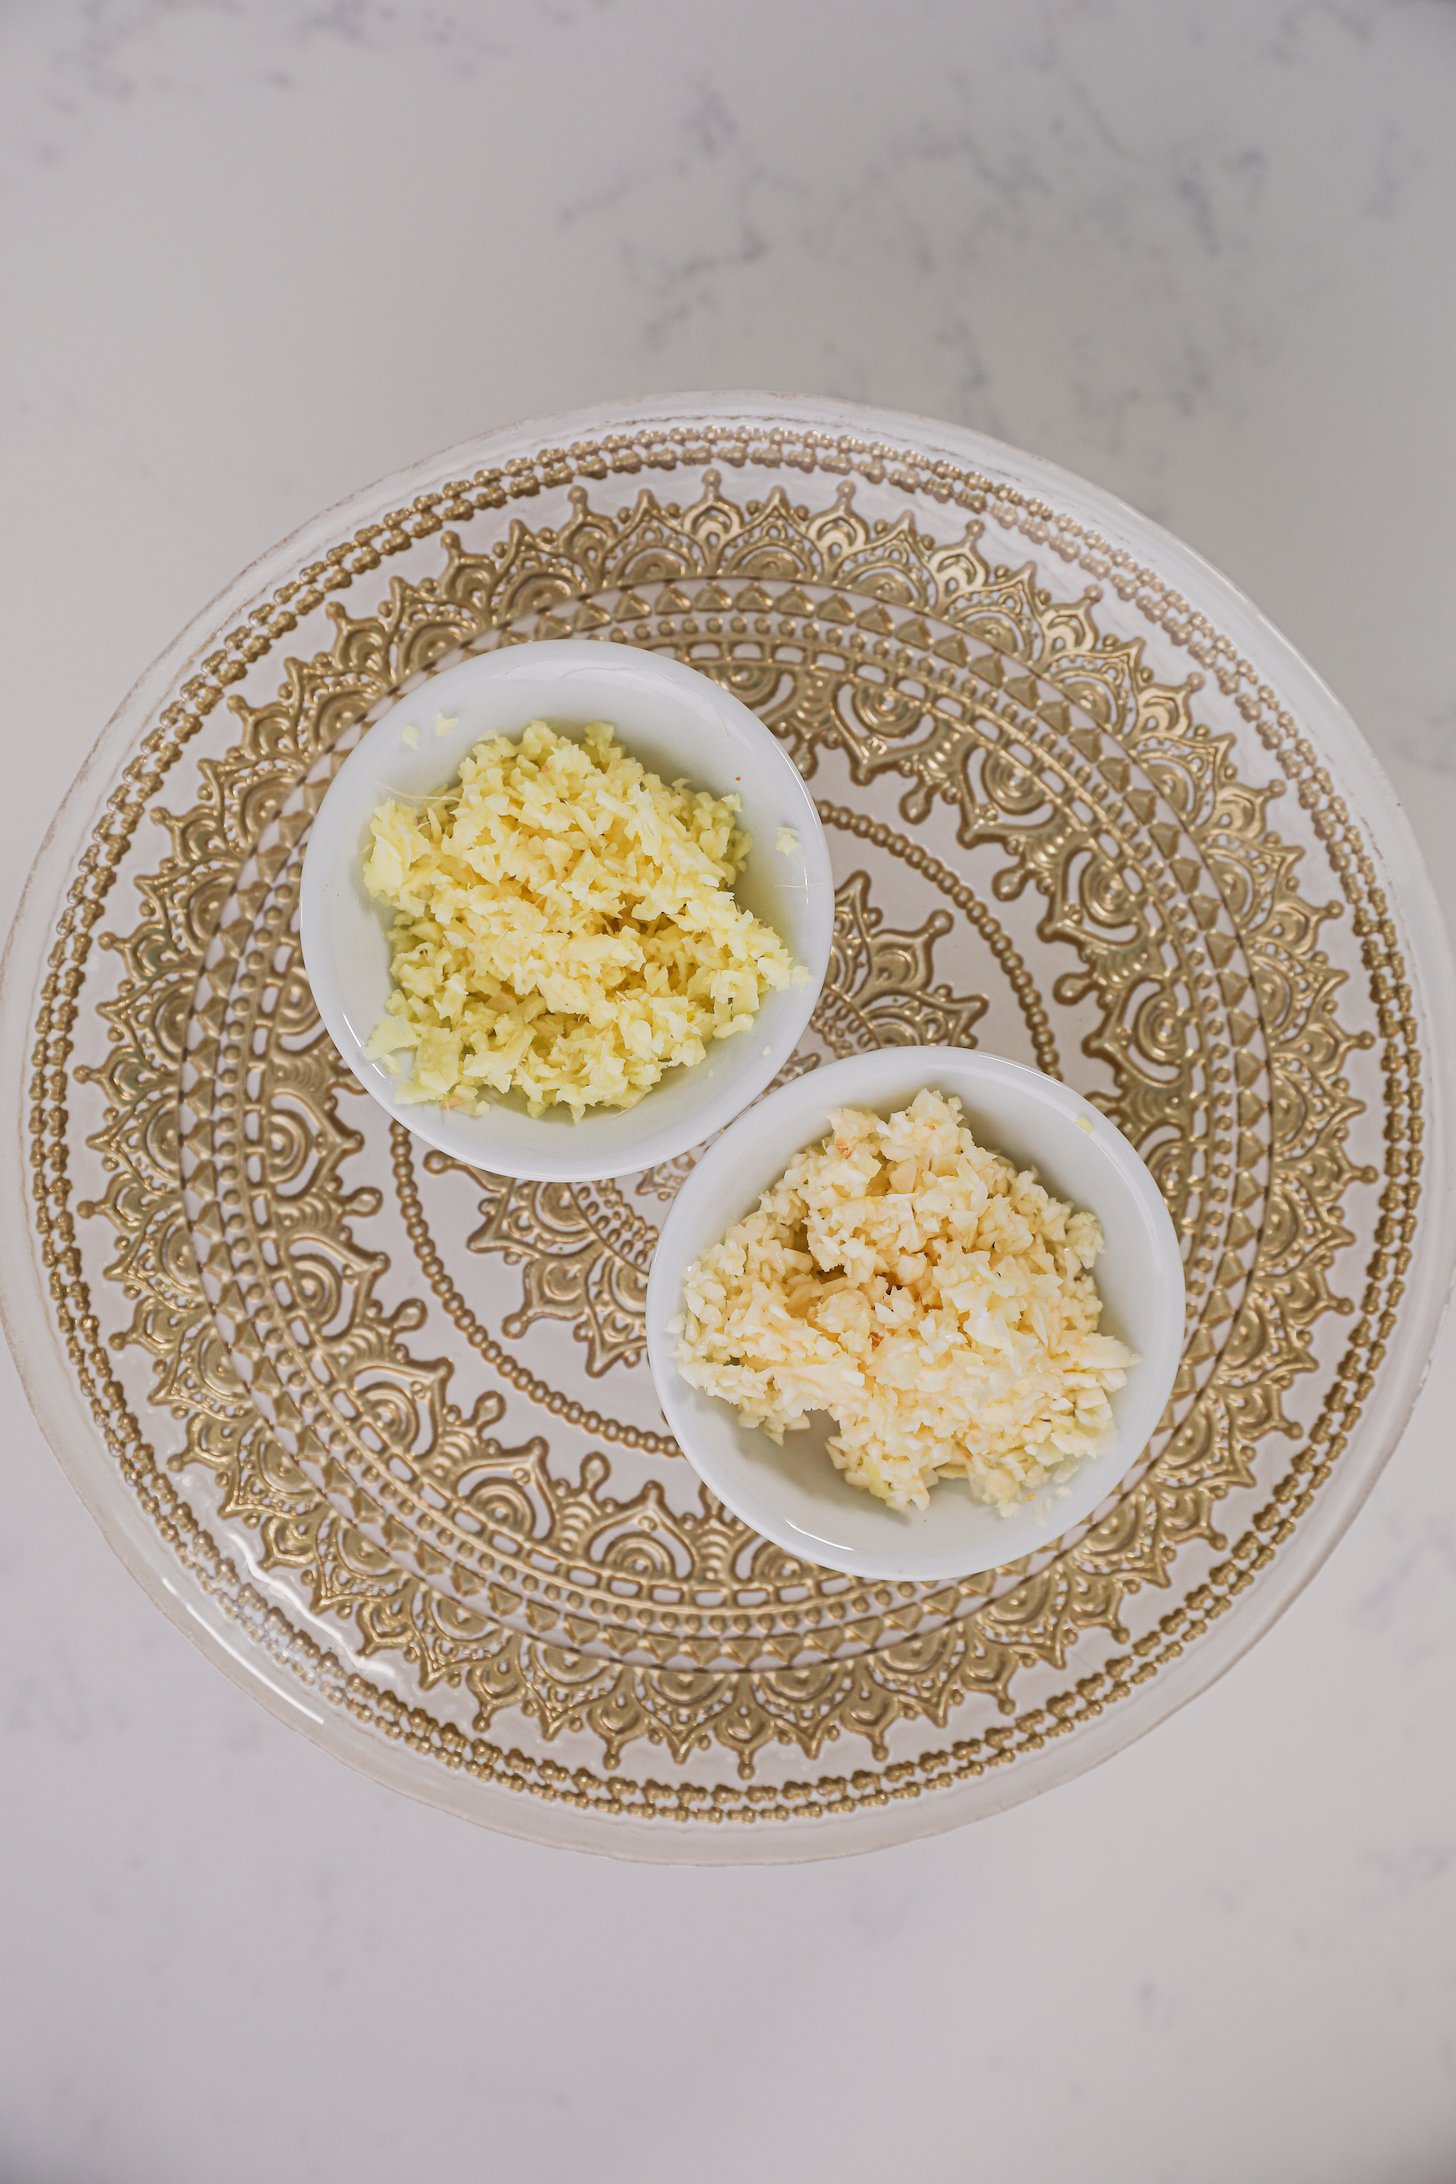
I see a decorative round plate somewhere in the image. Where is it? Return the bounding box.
[4,395,1452,1862]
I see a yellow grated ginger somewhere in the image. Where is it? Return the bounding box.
[361,718,798,1117]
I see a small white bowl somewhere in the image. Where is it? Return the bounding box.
[299,639,834,1181]
[646,1046,1186,1582]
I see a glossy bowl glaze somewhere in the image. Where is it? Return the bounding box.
[299,638,834,1181]
[648,1046,1186,1581]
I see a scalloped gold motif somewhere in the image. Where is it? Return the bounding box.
[32,430,1414,1831]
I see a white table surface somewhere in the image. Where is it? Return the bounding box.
[3,4,1455,2179]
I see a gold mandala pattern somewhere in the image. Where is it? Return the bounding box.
[25,419,1420,1834]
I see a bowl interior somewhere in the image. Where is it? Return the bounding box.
[647,1047,1186,1582]
[299,640,833,1179]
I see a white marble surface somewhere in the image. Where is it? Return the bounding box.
[3,2,1456,2177]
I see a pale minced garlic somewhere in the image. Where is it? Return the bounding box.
[674,1089,1134,1512]
[362,719,798,1117]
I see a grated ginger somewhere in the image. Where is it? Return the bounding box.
[361,718,798,1117]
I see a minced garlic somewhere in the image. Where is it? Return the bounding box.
[675,1089,1134,1512]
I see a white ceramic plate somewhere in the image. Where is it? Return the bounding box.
[647,1047,1186,1581]
[299,639,834,1181]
